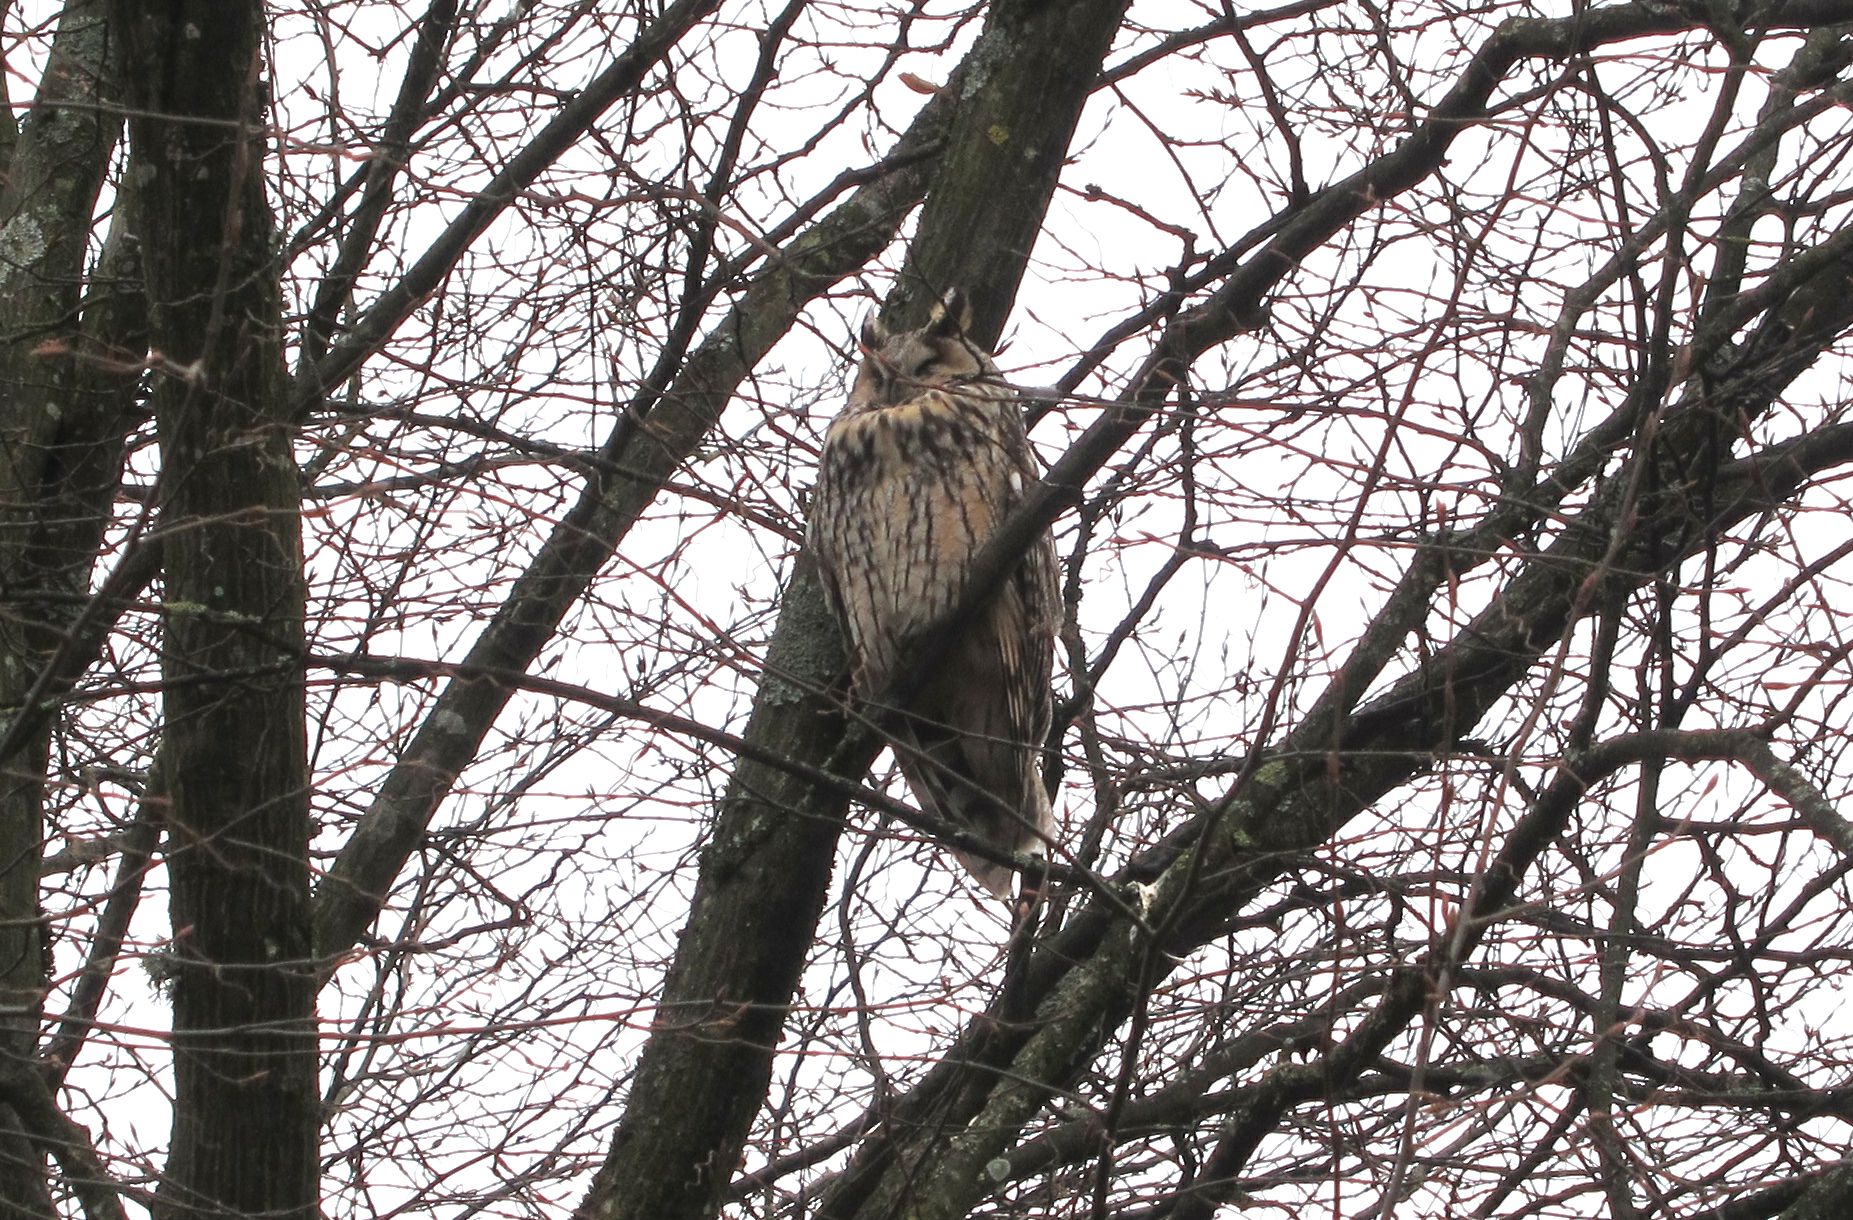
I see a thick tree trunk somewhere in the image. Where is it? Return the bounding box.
[574,4,1130,1218]
[0,1,123,1210]
[113,2,318,1216]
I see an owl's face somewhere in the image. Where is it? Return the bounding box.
[849,292,999,409]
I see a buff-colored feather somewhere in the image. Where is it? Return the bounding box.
[808,290,1059,897]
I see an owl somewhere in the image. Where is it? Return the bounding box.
[807,288,1060,903]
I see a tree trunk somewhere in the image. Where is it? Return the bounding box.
[0,1,123,1210]
[574,3,1130,1218]
[113,2,318,1216]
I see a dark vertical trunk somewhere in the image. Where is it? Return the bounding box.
[112,2,319,1216]
[0,1,123,1210]
[573,4,1129,1219]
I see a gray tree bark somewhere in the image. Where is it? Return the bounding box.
[0,2,125,1211]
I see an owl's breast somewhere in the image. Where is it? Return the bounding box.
[824,393,993,472]
[824,394,1013,531]
[814,390,1022,681]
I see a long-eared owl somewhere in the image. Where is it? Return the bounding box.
[807,288,1060,898]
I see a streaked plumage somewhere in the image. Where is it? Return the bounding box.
[807,289,1059,898]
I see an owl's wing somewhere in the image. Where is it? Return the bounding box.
[891,544,1056,894]
[805,481,848,637]
[891,409,1060,890]
[809,386,1060,895]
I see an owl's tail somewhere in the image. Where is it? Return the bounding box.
[892,718,1051,1019]
[892,716,1049,898]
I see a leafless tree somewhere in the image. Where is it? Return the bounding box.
[3,1,1853,1217]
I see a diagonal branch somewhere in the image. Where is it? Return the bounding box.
[0,1065,129,1220]
[837,367,1853,1220]
[812,46,1853,1216]
[570,3,1136,1218]
[310,75,961,977]
[291,0,723,412]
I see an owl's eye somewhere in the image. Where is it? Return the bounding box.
[912,359,934,377]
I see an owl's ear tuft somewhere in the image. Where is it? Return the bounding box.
[927,287,974,338]
[859,315,888,351]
